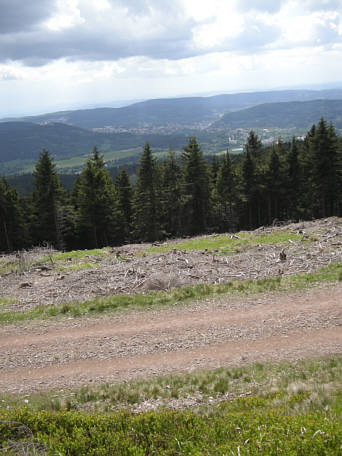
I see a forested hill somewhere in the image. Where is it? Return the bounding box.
[212,99,342,130]
[3,88,342,130]
[0,121,187,163]
[1,119,342,253]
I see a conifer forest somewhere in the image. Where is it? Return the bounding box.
[1,117,342,253]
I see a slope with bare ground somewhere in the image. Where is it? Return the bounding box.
[0,218,341,396]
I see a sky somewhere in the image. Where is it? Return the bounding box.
[1,0,342,117]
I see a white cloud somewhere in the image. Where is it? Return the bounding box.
[1,0,342,116]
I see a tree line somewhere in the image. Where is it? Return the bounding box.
[1,117,342,252]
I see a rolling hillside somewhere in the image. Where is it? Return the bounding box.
[3,88,342,130]
[2,92,342,176]
[211,99,342,130]
[0,121,187,165]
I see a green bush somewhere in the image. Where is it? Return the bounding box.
[1,394,341,455]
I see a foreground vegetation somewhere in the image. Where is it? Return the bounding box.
[1,356,341,455]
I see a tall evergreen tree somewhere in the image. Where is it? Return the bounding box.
[264,146,283,224]
[309,118,341,218]
[209,155,220,190]
[160,151,182,237]
[132,143,162,242]
[240,149,257,228]
[116,168,133,241]
[0,178,30,251]
[181,137,210,235]
[285,137,302,219]
[213,151,237,232]
[32,149,63,247]
[75,147,123,248]
[246,130,263,162]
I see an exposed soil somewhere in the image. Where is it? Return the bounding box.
[0,284,341,394]
[0,218,341,395]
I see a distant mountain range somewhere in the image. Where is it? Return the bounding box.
[2,89,342,175]
[3,88,342,130]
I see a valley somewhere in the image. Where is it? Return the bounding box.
[2,88,342,175]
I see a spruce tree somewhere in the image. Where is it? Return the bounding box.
[246,130,263,163]
[286,137,302,219]
[264,146,283,224]
[309,118,341,218]
[160,151,182,237]
[213,151,237,232]
[75,146,123,248]
[132,143,162,242]
[32,149,63,247]
[240,149,257,228]
[116,168,133,241]
[0,178,30,251]
[181,137,210,235]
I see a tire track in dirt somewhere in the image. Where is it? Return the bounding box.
[0,286,341,394]
[0,327,341,394]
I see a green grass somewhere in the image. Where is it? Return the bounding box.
[38,247,110,264]
[0,262,16,275]
[0,148,143,175]
[2,355,341,415]
[145,230,303,255]
[0,258,32,275]
[1,261,342,324]
[0,297,17,311]
[54,147,142,172]
[0,248,110,276]
[36,248,110,272]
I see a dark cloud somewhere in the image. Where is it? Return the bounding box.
[0,0,341,67]
[236,0,286,14]
[0,0,198,65]
[0,0,57,34]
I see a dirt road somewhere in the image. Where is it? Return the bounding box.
[0,284,341,394]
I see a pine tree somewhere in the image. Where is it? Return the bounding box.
[32,149,63,247]
[0,178,30,251]
[75,146,124,248]
[309,118,341,218]
[240,149,257,228]
[285,137,302,219]
[181,137,210,235]
[116,168,133,241]
[209,155,220,189]
[160,151,182,237]
[301,124,317,218]
[132,143,162,242]
[213,151,237,232]
[246,130,263,163]
[264,146,283,224]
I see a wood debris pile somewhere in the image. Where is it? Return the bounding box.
[1,218,342,312]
